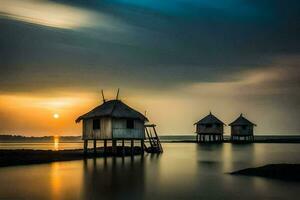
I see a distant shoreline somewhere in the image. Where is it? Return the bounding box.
[1,134,300,143]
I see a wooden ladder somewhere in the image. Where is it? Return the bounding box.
[144,124,163,153]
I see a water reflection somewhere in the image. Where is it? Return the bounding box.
[82,156,147,199]
[50,161,83,200]
[0,144,300,200]
[51,163,61,200]
[53,135,59,151]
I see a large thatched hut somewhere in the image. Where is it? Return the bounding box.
[76,99,148,154]
[229,114,256,142]
[194,112,225,143]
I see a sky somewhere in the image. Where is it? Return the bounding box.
[0,0,299,136]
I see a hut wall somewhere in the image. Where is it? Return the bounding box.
[196,124,223,134]
[82,118,112,140]
[99,117,112,139]
[231,125,253,136]
[83,119,93,139]
[112,119,145,139]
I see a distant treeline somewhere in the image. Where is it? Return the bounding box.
[0,135,81,142]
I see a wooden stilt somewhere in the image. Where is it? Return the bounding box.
[131,139,134,154]
[141,139,144,154]
[122,139,125,156]
[93,139,97,154]
[84,140,88,155]
[104,139,107,155]
[112,139,117,155]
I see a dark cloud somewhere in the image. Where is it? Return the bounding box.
[0,0,300,93]
[0,0,300,134]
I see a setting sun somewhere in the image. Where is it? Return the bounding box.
[53,113,60,119]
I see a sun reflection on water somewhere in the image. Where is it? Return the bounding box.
[54,135,59,151]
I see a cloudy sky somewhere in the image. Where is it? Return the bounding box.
[0,0,299,135]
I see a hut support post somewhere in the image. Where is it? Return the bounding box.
[84,140,88,155]
[104,139,107,155]
[112,139,117,155]
[131,139,134,154]
[122,139,125,156]
[93,140,97,154]
[141,139,144,154]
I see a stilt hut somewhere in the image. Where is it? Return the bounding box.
[76,98,148,155]
[229,114,256,142]
[194,112,225,143]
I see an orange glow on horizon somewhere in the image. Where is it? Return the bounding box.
[0,93,96,136]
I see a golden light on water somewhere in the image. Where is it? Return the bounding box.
[54,135,59,151]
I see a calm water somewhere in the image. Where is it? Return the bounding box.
[0,143,300,199]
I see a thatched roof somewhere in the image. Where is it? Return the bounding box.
[76,100,148,123]
[229,114,256,126]
[194,112,225,125]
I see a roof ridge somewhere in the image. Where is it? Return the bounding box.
[75,99,148,123]
[110,99,119,115]
[195,113,225,125]
[229,114,256,126]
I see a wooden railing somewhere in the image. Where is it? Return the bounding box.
[112,128,145,139]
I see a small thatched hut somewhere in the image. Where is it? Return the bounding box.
[76,99,148,154]
[194,112,225,142]
[229,114,256,142]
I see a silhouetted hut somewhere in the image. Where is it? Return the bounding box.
[76,99,148,155]
[229,114,256,142]
[194,112,225,143]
